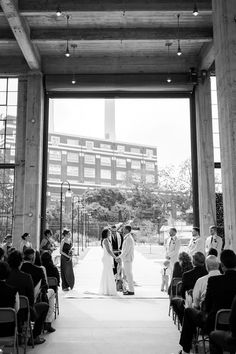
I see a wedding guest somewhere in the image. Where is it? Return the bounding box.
[0,261,19,337]
[168,252,193,296]
[165,228,181,273]
[7,250,48,344]
[60,229,74,291]
[41,251,60,292]
[19,232,32,254]
[161,259,171,292]
[188,227,205,257]
[40,229,56,254]
[178,249,236,354]
[205,226,223,258]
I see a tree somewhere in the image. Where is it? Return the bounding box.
[158,158,193,224]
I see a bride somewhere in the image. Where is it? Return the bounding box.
[99,228,117,296]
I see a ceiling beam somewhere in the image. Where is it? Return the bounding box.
[0,55,28,74]
[198,41,215,71]
[15,0,212,13]
[45,73,194,93]
[0,0,41,70]
[30,28,212,42]
[0,27,213,43]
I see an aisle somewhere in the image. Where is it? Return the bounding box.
[65,246,168,298]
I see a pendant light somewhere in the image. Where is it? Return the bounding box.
[193,2,199,16]
[177,14,182,56]
[64,15,70,58]
[166,42,172,83]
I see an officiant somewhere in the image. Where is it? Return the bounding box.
[110,225,123,275]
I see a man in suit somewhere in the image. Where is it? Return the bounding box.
[110,225,123,275]
[205,225,223,258]
[188,227,205,257]
[178,249,236,354]
[165,227,181,273]
[7,250,48,345]
[117,225,135,295]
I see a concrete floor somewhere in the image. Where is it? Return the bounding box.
[26,246,180,354]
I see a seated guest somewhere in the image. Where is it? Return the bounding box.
[172,252,207,324]
[34,251,56,333]
[0,261,18,336]
[178,249,236,354]
[168,251,193,296]
[209,295,236,354]
[19,233,32,254]
[192,255,220,309]
[41,251,60,292]
[21,248,55,333]
[7,250,48,344]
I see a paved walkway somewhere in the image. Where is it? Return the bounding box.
[26,246,180,354]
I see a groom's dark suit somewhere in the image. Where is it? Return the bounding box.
[111,230,123,275]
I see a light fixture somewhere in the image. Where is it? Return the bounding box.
[56,5,62,17]
[177,14,182,56]
[65,41,70,57]
[64,15,70,57]
[71,44,77,84]
[193,2,199,16]
[165,42,172,83]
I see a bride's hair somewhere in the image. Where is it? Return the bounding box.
[101,229,109,247]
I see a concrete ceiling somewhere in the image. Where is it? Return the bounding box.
[0,0,213,91]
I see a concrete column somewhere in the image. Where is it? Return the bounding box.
[195,75,216,239]
[13,73,44,249]
[212,0,236,250]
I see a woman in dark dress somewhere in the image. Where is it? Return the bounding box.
[60,229,74,291]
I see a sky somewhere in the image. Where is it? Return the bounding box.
[51,98,191,168]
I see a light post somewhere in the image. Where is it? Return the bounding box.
[71,195,78,244]
[87,213,91,247]
[60,180,72,242]
[77,200,80,255]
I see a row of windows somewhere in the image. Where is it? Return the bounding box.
[50,136,155,157]
[48,164,155,182]
[49,151,155,170]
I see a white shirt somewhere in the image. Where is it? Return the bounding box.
[120,233,134,262]
[205,235,223,256]
[188,236,205,256]
[165,236,181,264]
[192,269,221,308]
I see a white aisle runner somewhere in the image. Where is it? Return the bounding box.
[63,246,168,299]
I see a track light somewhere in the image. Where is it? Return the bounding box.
[193,2,199,16]
[65,41,70,57]
[177,14,182,56]
[56,6,62,16]
[165,42,172,83]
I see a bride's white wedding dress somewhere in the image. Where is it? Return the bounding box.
[99,240,117,296]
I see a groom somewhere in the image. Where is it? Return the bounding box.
[117,225,135,295]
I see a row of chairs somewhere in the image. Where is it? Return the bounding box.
[0,276,59,354]
[0,295,33,354]
[168,278,235,353]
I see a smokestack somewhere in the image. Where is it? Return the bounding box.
[104,99,116,141]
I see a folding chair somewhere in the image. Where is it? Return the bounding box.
[19,295,34,353]
[47,277,59,318]
[168,277,182,318]
[215,309,231,330]
[213,309,236,354]
[0,307,19,354]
